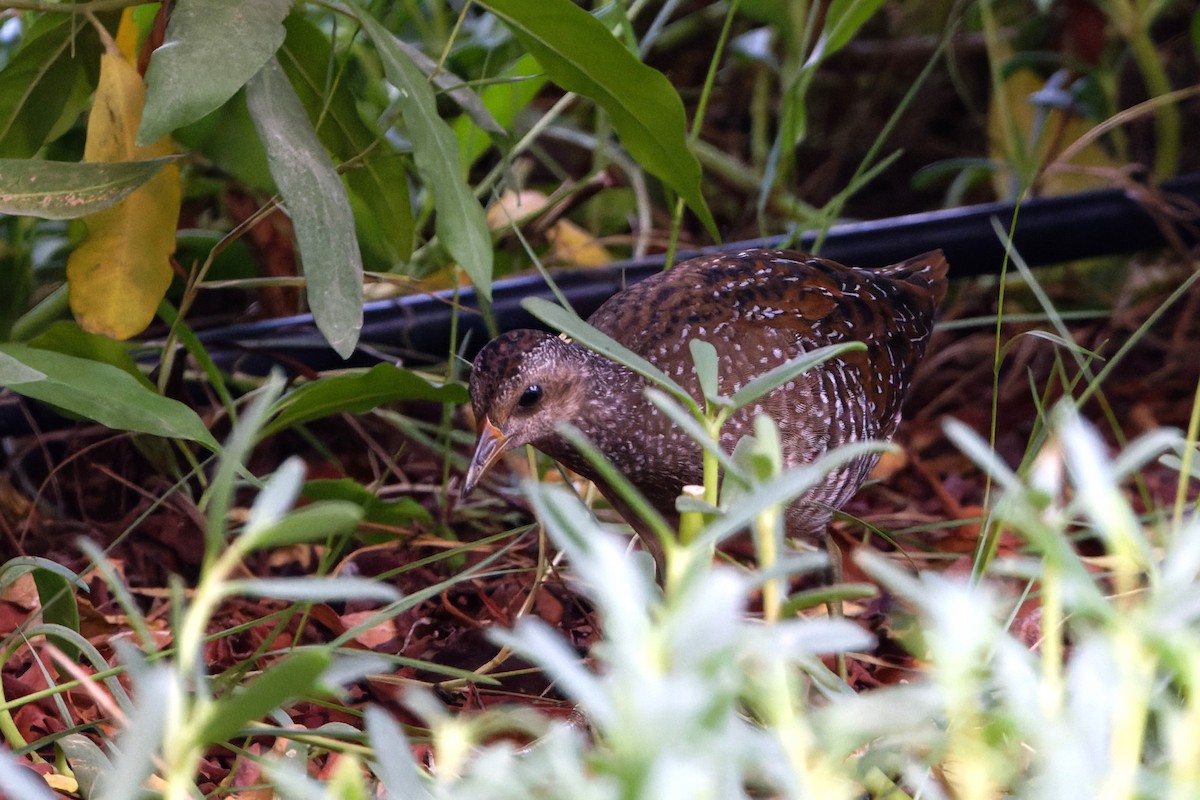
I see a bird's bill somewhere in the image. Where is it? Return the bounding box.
[462,416,508,497]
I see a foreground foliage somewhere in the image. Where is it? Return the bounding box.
[3,391,1200,798]
[0,0,1197,797]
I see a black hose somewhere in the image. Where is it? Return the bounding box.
[196,172,1200,374]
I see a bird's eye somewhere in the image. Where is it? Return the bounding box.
[517,384,544,408]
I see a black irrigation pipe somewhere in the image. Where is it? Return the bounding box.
[2,172,1199,437]
[196,171,1200,375]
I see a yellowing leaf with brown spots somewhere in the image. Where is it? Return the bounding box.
[67,20,180,340]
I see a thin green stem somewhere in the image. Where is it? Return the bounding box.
[0,674,31,754]
[664,0,739,267]
[702,416,724,508]
[1104,625,1153,800]
[1178,372,1200,524]
[1108,0,1181,179]
[1039,558,1063,720]
[755,510,781,623]
[9,284,68,343]
[971,207,1023,583]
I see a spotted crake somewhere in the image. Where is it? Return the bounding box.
[463,248,948,552]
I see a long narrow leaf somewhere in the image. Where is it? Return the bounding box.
[94,668,173,800]
[729,342,865,411]
[139,0,293,143]
[225,577,402,604]
[365,707,435,800]
[476,0,717,237]
[261,363,467,439]
[239,501,365,553]
[699,441,889,546]
[278,15,414,263]
[349,7,494,299]
[0,15,97,159]
[0,343,217,448]
[0,157,178,219]
[557,423,676,547]
[196,650,332,746]
[644,388,747,482]
[246,57,363,358]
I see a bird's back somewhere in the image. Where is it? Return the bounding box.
[588,248,947,426]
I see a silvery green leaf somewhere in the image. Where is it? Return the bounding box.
[225,577,400,604]
[244,456,306,535]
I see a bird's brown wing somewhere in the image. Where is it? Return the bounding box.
[588,249,944,431]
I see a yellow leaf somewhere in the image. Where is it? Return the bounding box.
[114,7,140,61]
[988,63,1118,198]
[44,772,79,793]
[67,13,180,340]
[546,219,611,267]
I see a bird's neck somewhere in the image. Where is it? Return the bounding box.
[546,350,700,510]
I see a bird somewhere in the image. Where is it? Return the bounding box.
[461,248,948,553]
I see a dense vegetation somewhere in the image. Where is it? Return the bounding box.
[0,1,1198,797]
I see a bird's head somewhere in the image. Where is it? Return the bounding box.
[462,330,590,496]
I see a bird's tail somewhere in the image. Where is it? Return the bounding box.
[879,250,949,304]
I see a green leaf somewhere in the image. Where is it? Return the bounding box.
[244,457,306,535]
[0,15,99,158]
[262,362,467,439]
[197,650,332,745]
[278,15,414,264]
[205,374,287,559]
[59,734,111,798]
[779,0,887,151]
[644,388,746,482]
[728,342,865,411]
[245,56,364,359]
[173,91,275,191]
[806,0,888,66]
[139,0,288,144]
[226,576,402,604]
[28,321,156,389]
[238,500,364,552]
[350,7,494,299]
[303,478,433,530]
[454,53,544,169]
[689,339,721,406]
[476,0,718,238]
[1,558,88,659]
[33,567,82,659]
[139,0,292,144]
[0,343,217,448]
[555,423,676,547]
[389,37,504,136]
[0,157,178,219]
[943,417,1022,495]
[0,556,88,594]
[97,667,171,800]
[365,707,432,800]
[699,441,889,546]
